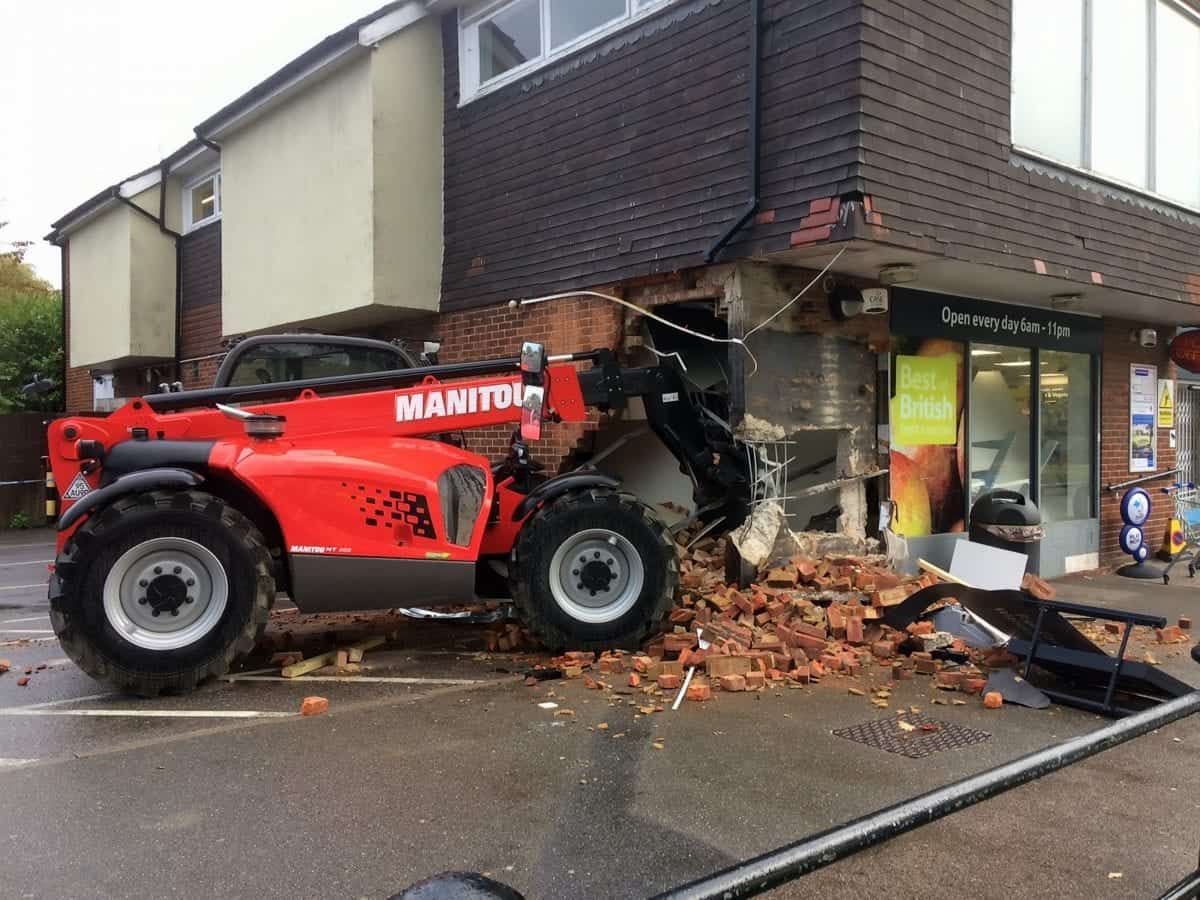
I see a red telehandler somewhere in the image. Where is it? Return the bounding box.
[45,341,746,694]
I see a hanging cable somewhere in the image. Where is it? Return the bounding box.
[510,247,848,377]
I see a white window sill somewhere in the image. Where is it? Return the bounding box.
[183,212,222,235]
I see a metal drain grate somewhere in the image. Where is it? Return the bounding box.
[832,711,992,759]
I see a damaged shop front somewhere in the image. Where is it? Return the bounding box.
[884,289,1103,578]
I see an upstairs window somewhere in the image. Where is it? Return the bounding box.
[1011,0,1200,209]
[183,170,221,232]
[460,0,674,102]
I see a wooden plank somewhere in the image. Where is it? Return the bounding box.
[346,636,386,663]
[280,650,337,679]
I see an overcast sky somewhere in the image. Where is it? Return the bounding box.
[0,0,393,286]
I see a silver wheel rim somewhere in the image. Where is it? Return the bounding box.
[548,529,644,625]
[102,537,229,651]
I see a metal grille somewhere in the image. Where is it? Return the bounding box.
[832,711,992,759]
[1176,382,1200,487]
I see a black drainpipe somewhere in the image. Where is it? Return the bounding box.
[705,0,762,264]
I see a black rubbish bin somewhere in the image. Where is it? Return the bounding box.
[968,489,1044,574]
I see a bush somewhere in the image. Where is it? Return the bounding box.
[7,511,32,530]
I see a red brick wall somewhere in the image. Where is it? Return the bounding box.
[432,294,624,468]
[1099,319,1177,566]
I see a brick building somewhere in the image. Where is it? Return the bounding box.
[47,0,1200,575]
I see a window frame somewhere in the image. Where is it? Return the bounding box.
[1010,0,1200,214]
[458,0,676,104]
[182,168,222,233]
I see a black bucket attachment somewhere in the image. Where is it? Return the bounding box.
[882,583,1194,717]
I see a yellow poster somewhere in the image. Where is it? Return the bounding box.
[892,355,958,446]
[1158,379,1175,428]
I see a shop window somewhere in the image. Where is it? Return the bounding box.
[968,345,1032,506]
[1011,0,1200,207]
[1039,351,1095,523]
[888,338,965,537]
[459,0,678,101]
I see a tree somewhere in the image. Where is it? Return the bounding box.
[0,221,62,411]
[0,221,53,299]
[0,294,63,412]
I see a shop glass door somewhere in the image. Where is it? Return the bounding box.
[967,345,1098,575]
[968,345,1032,504]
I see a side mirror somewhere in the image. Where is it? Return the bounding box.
[519,341,547,441]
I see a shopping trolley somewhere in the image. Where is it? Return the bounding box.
[1161,481,1200,584]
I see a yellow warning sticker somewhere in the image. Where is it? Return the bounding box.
[1158,379,1175,429]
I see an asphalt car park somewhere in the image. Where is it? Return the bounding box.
[1,530,1197,899]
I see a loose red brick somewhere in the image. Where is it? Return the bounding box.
[583,675,601,690]
[669,608,696,625]
[983,691,1004,709]
[563,665,583,679]
[16,676,30,687]
[687,681,713,701]
[845,617,865,645]
[1180,616,1192,630]
[662,633,697,654]
[599,657,625,674]
[719,673,747,692]
[565,651,595,664]
[745,670,766,689]
[906,621,934,636]
[1156,625,1185,643]
[871,640,895,659]
[300,696,329,716]
[1103,622,1122,635]
[0,659,9,674]
[628,673,641,688]
[961,677,987,695]
[935,671,963,691]
[810,660,827,678]
[790,664,811,684]
[767,668,785,682]
[632,655,652,674]
[657,673,682,690]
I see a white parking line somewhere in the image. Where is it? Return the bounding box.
[0,709,294,719]
[0,559,51,569]
[16,692,117,710]
[0,629,54,635]
[0,758,38,769]
[0,584,45,592]
[223,674,483,685]
[0,616,51,624]
[0,542,54,551]
[0,638,56,647]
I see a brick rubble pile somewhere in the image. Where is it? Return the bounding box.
[542,533,1194,708]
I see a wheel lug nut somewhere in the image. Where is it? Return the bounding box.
[579,556,587,564]
[170,609,179,616]
[139,579,149,588]
[572,569,579,576]
[173,566,182,575]
[185,596,194,604]
[153,566,162,575]
[186,578,195,587]
[151,610,160,617]
[137,596,148,605]
[577,583,584,590]
[593,552,600,559]
[589,590,597,596]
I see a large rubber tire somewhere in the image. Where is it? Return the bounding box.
[50,490,274,696]
[510,489,677,650]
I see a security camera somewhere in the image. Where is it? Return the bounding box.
[860,288,889,315]
[1138,328,1158,349]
